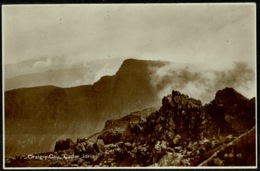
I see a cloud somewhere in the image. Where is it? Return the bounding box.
[149,61,255,104]
[3,4,255,66]
[32,58,52,68]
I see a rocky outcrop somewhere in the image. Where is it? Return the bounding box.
[214,88,255,134]
[203,87,255,137]
[54,138,75,152]
[5,87,256,167]
[199,126,256,166]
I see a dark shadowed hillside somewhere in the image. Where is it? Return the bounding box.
[5,59,166,156]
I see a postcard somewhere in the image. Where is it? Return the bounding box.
[3,3,257,169]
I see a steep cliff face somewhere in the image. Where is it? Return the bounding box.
[4,59,165,156]
[5,87,255,167]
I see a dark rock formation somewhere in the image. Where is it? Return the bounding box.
[5,87,255,167]
[199,126,256,166]
[203,87,255,136]
[54,138,75,152]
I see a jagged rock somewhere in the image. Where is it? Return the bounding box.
[167,118,175,128]
[174,146,182,152]
[76,138,86,143]
[173,134,181,145]
[166,131,175,141]
[104,120,115,129]
[200,138,211,149]
[95,139,105,153]
[225,135,234,143]
[156,116,165,123]
[58,150,66,157]
[171,90,202,110]
[199,127,255,166]
[104,158,114,165]
[211,140,216,149]
[211,87,255,134]
[150,141,167,163]
[74,143,86,156]
[124,142,132,147]
[82,142,97,155]
[137,145,148,153]
[54,138,75,152]
[155,124,163,133]
[68,164,79,167]
[134,124,144,134]
[128,121,137,131]
[132,146,138,154]
[70,158,79,164]
[154,141,167,156]
[77,158,85,166]
[170,152,184,166]
[139,116,147,124]
[157,152,174,166]
[82,162,89,167]
[214,157,224,166]
[93,153,104,164]
[98,128,122,144]
[198,146,206,154]
[162,95,174,108]
[104,143,118,150]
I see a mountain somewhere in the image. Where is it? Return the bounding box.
[5,68,95,91]
[5,87,256,167]
[4,58,166,156]
[4,57,125,91]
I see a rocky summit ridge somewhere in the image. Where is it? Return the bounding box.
[5,87,256,167]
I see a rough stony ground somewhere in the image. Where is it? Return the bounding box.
[5,88,256,167]
[199,126,256,166]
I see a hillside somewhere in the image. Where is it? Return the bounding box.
[5,59,166,156]
[5,87,256,167]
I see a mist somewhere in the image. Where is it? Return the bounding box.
[149,61,255,104]
[4,56,126,91]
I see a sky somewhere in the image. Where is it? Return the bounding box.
[3,3,256,68]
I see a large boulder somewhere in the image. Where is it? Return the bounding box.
[95,139,105,152]
[54,138,75,151]
[173,134,181,145]
[98,128,122,144]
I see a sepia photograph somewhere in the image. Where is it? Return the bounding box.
[3,3,256,168]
